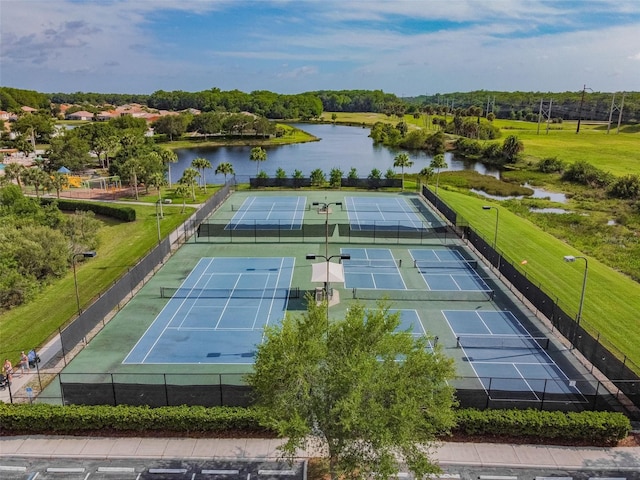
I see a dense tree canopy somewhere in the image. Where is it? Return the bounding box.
[0,186,101,309]
[248,298,456,480]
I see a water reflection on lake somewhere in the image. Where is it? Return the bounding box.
[471,186,567,203]
[172,123,501,183]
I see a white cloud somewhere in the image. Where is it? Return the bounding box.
[1,0,638,94]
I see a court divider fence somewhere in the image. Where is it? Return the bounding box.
[422,185,640,421]
[196,221,450,244]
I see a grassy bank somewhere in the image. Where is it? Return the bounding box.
[162,123,318,150]
[435,186,640,369]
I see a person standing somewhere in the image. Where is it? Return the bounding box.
[3,358,13,384]
[20,351,29,374]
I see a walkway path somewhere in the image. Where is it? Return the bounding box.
[1,435,639,471]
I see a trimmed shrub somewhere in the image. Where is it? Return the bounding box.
[0,404,630,445]
[40,198,136,222]
[453,408,630,445]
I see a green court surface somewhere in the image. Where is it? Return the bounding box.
[40,191,596,405]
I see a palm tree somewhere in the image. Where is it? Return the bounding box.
[174,183,190,213]
[180,167,200,201]
[158,148,178,187]
[215,162,235,183]
[191,157,212,192]
[393,152,413,191]
[49,172,69,198]
[430,154,447,195]
[502,135,524,163]
[22,167,50,199]
[418,166,434,189]
[249,146,267,177]
[148,171,167,218]
[4,163,26,188]
[122,157,145,200]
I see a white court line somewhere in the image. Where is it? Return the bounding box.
[230,196,258,228]
[442,311,489,396]
[127,258,214,364]
[214,275,243,330]
[513,364,541,401]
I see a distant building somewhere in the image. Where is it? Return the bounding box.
[65,111,95,121]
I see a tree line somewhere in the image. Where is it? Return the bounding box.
[4,86,637,123]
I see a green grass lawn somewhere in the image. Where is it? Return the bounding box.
[492,119,640,176]
[0,203,195,358]
[436,186,640,370]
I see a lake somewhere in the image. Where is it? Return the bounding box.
[172,123,500,184]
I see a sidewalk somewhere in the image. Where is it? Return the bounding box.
[1,435,640,471]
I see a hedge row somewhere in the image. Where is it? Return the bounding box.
[452,408,631,444]
[0,404,630,444]
[0,404,270,435]
[40,198,136,222]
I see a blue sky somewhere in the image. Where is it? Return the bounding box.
[1,0,639,95]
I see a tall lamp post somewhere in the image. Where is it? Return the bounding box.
[155,198,163,244]
[576,85,593,134]
[313,201,342,260]
[72,251,97,315]
[482,205,499,248]
[563,255,588,326]
[306,253,350,326]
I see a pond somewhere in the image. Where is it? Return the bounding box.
[172,123,500,183]
[471,186,568,203]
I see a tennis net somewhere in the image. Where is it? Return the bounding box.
[231,204,311,211]
[341,204,420,213]
[160,287,300,299]
[343,259,402,268]
[352,287,494,302]
[456,335,550,350]
[413,259,478,271]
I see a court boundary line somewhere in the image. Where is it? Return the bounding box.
[123,257,294,365]
[342,247,407,290]
[442,310,586,403]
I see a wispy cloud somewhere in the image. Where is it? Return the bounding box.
[1,0,638,94]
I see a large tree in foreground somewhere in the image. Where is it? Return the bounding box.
[248,298,457,480]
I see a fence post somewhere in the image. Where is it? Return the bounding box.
[111,373,116,406]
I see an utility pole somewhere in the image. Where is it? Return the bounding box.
[537,99,553,135]
[607,92,626,134]
[576,84,592,134]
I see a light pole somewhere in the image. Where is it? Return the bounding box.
[563,255,588,326]
[306,253,350,325]
[313,201,342,260]
[155,198,163,244]
[576,85,593,134]
[482,205,499,248]
[72,251,97,315]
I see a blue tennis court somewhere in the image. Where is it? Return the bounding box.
[341,248,405,289]
[227,196,306,230]
[410,249,493,294]
[123,257,295,365]
[345,196,428,231]
[444,310,585,402]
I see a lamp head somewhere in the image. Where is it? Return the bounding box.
[312,202,320,206]
[339,254,351,260]
[482,205,492,210]
[83,251,97,258]
[335,202,342,206]
[306,254,317,260]
[564,255,576,263]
